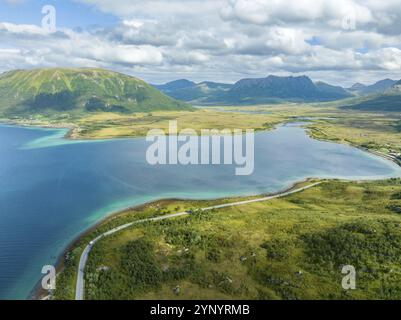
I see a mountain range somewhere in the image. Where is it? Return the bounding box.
[155,75,401,111]
[0,68,400,116]
[0,68,190,117]
[228,76,353,103]
[344,85,401,112]
[347,79,398,95]
[154,75,354,105]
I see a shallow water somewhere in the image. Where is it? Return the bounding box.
[0,123,400,299]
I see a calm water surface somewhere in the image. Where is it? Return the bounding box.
[0,123,400,299]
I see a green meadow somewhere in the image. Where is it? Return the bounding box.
[6,103,401,166]
[55,179,401,300]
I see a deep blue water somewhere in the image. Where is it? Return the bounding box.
[0,123,400,300]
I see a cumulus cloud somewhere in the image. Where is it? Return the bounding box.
[0,0,400,85]
[76,0,221,17]
[220,0,373,26]
[0,22,164,72]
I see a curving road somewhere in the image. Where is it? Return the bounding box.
[75,181,322,300]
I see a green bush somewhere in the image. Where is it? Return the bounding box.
[387,205,401,214]
[261,239,293,261]
[121,239,162,289]
[302,220,401,271]
[391,192,401,200]
[165,228,202,247]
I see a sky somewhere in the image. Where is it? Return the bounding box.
[0,0,401,86]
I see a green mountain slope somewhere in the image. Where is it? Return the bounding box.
[226,76,352,104]
[315,81,353,99]
[343,84,401,112]
[0,68,191,116]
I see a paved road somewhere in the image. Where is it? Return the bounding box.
[75,181,322,300]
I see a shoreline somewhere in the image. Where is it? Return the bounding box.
[31,177,322,300]
[304,125,401,168]
[0,119,77,132]
[2,118,400,168]
[0,118,280,142]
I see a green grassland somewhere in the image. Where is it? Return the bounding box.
[5,101,401,167]
[0,102,355,140]
[343,91,401,112]
[73,108,290,138]
[208,104,401,161]
[303,111,401,161]
[1,108,289,139]
[75,106,401,160]
[2,90,401,158]
[54,179,401,300]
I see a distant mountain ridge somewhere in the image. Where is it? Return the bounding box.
[229,75,352,103]
[154,80,232,103]
[0,68,190,116]
[315,81,353,100]
[154,79,196,92]
[155,75,353,104]
[348,79,397,95]
[344,78,401,112]
[349,83,366,91]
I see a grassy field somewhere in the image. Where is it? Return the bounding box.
[1,108,289,139]
[219,104,401,161]
[54,179,401,300]
[305,114,401,157]
[4,103,401,163]
[0,101,348,140]
[72,109,287,139]
[81,106,401,163]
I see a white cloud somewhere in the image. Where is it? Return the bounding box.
[0,22,48,35]
[220,0,373,26]
[167,50,210,65]
[0,0,400,86]
[76,0,221,17]
[0,22,164,71]
[362,48,401,71]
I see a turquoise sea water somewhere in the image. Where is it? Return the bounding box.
[0,123,400,300]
